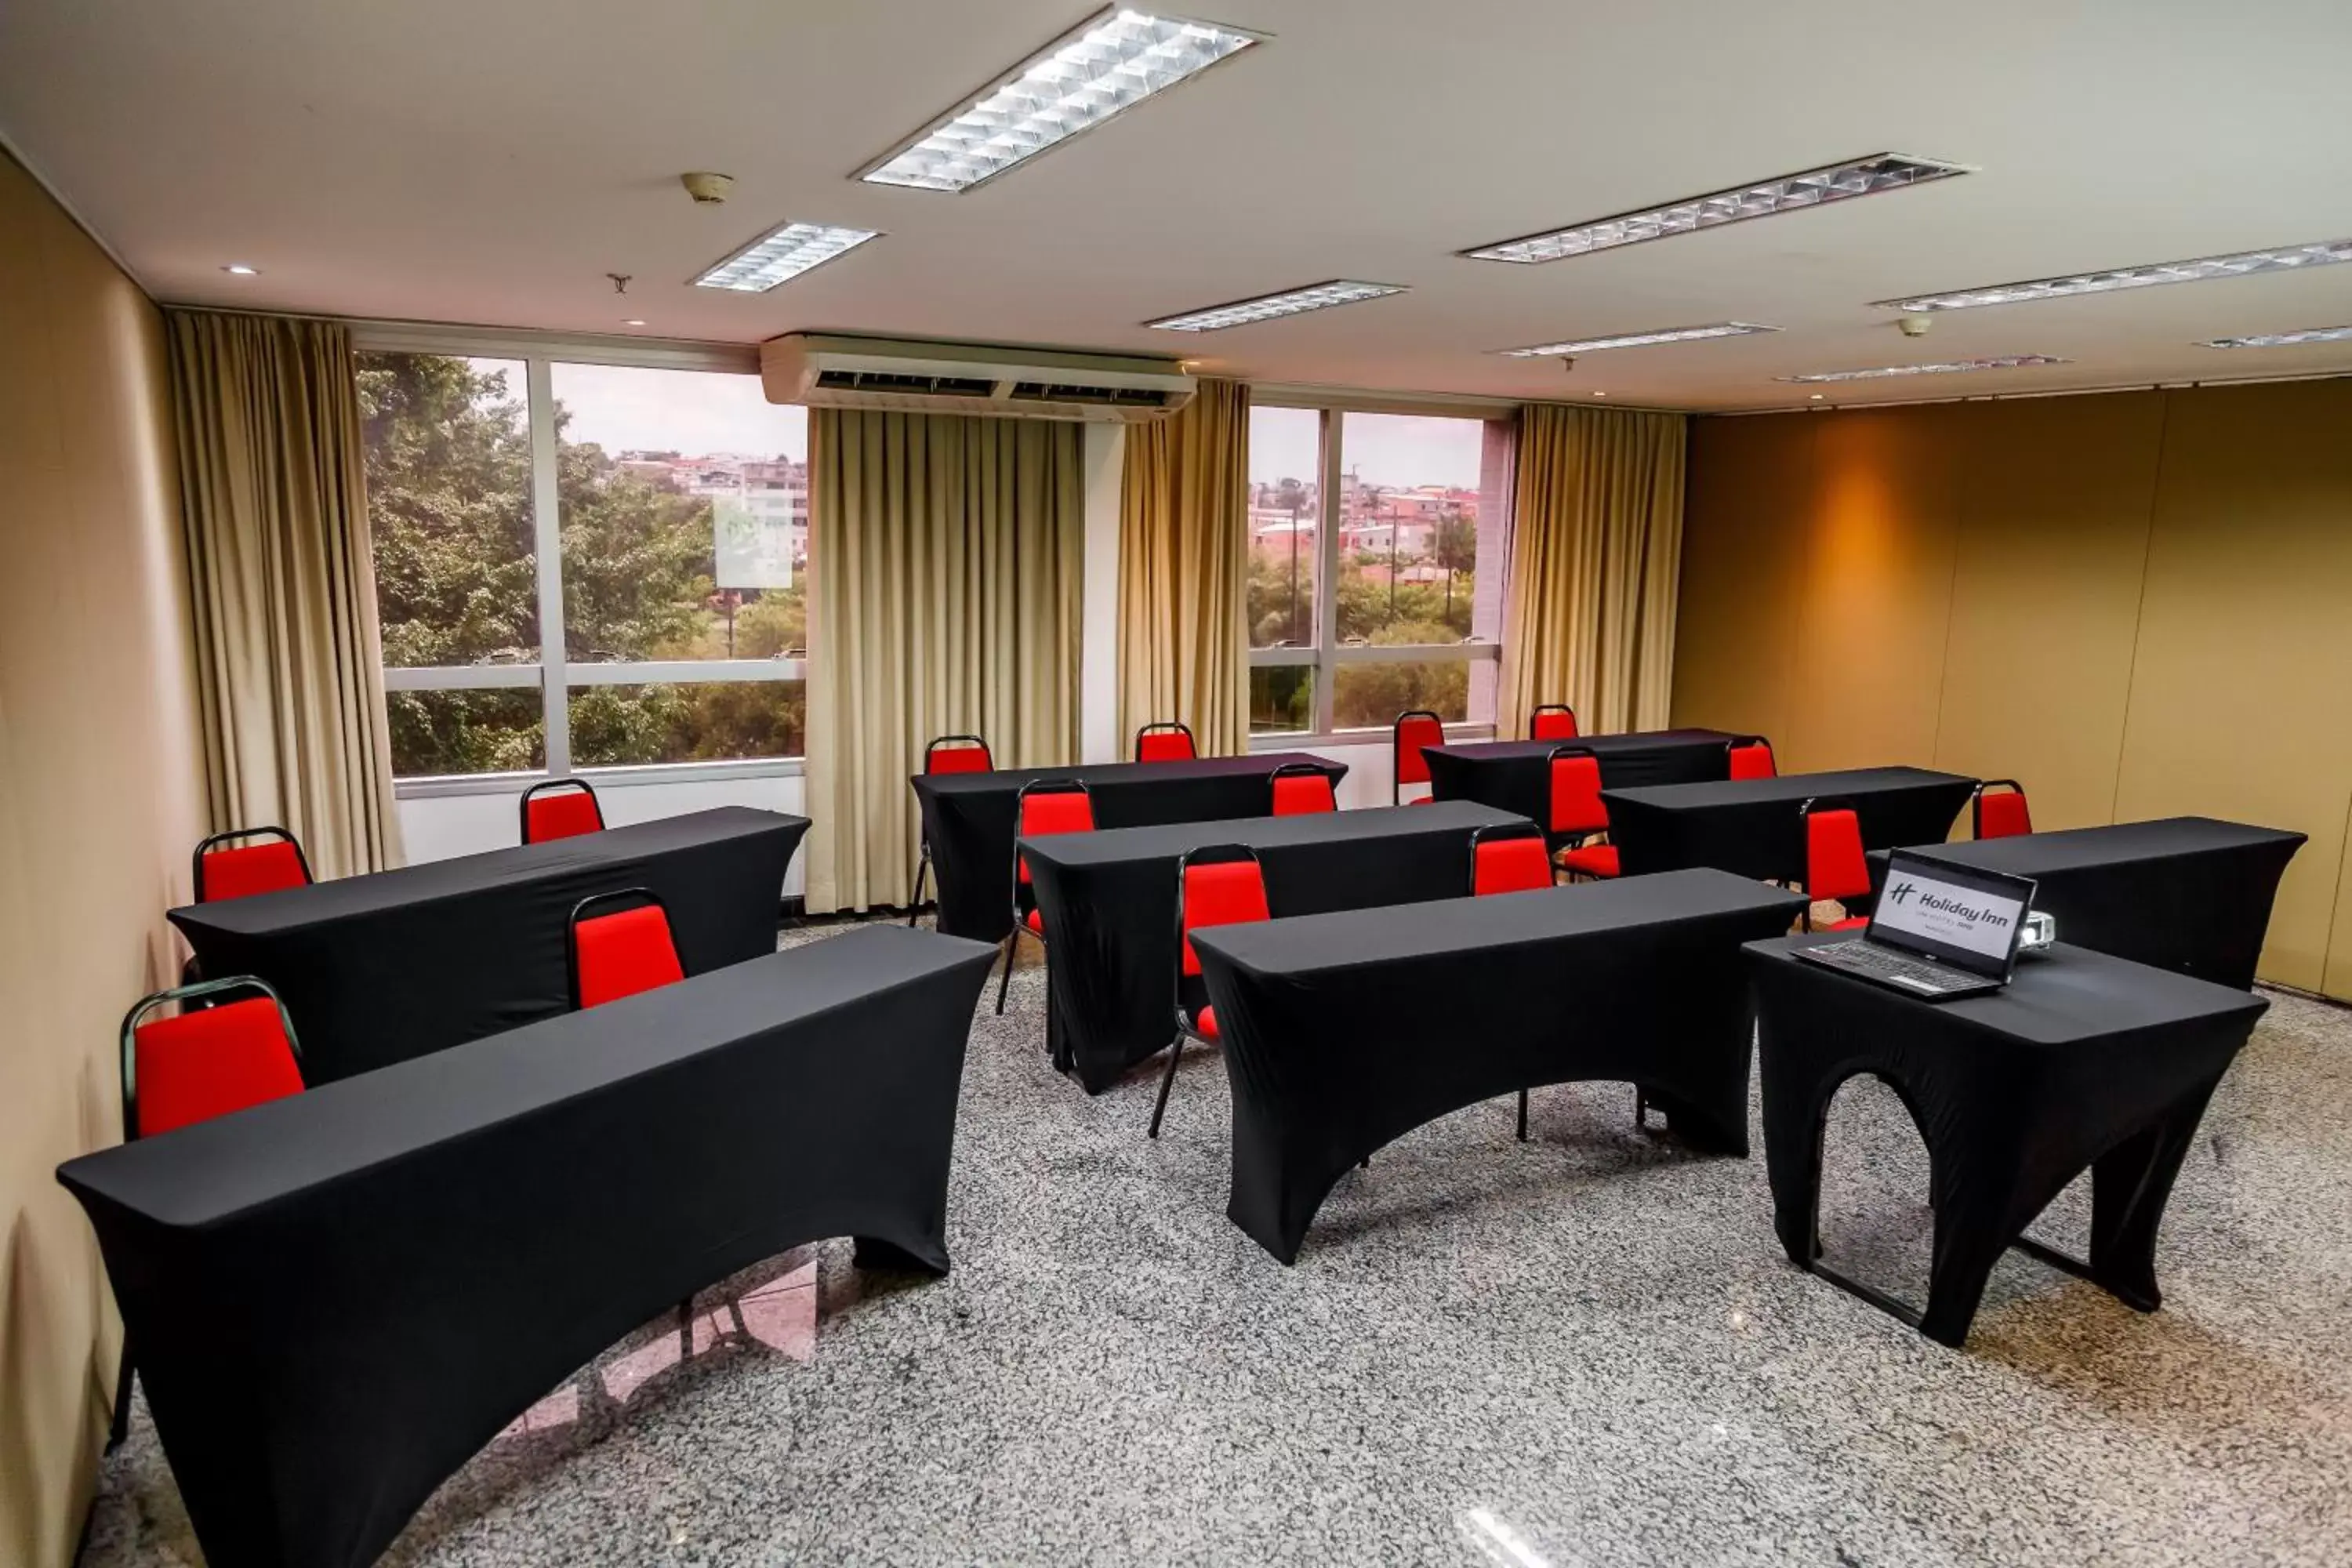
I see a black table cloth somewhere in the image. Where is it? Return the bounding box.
[1423,728,1736,823]
[1602,766,1977,882]
[1747,933,2267,1348]
[1191,870,1806,1263]
[1022,800,1530,1092]
[912,753,1347,942]
[1868,817,2304,992]
[58,926,996,1568]
[168,806,807,1083]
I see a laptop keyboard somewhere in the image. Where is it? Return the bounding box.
[1806,940,1976,993]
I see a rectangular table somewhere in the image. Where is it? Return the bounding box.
[59,926,996,1568]
[912,752,1346,942]
[1191,870,1806,1263]
[1602,767,1977,883]
[169,805,808,1084]
[1424,728,1736,823]
[1022,799,1530,1093]
[1747,932,2267,1347]
[1868,817,2305,992]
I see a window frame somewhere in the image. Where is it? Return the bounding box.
[354,323,808,795]
[1243,391,1512,748]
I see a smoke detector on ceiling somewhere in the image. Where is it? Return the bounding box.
[681,172,735,205]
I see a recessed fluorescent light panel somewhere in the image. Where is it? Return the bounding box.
[1779,354,2070,384]
[1499,321,1780,357]
[1464,153,1965,265]
[1878,238,2352,312]
[1145,280,1406,332]
[2198,325,2352,349]
[691,222,881,292]
[861,9,1261,193]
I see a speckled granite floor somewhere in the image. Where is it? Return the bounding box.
[82,920,2352,1567]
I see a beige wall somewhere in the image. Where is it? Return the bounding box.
[0,151,205,1566]
[1671,380,2352,998]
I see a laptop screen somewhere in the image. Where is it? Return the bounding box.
[1868,851,2038,979]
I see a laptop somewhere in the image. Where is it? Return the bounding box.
[1794,850,2039,1000]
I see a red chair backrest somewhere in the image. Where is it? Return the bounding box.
[1976,786,2032,840]
[1473,836,1553,896]
[1016,787,1095,884]
[1548,753,1608,837]
[924,738,994,775]
[1729,740,1777,781]
[1395,711,1445,788]
[1530,706,1579,741]
[198,838,310,902]
[1805,807,1872,903]
[133,998,304,1138]
[1137,726,1196,763]
[525,786,604,844]
[1271,771,1336,815]
[1180,859,1271,976]
[573,905,685,1008]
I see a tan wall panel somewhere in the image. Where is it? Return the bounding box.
[1669,412,1815,746]
[1933,394,2163,831]
[2111,379,2352,991]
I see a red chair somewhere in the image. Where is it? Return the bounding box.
[1135,721,1197,763]
[192,826,312,903]
[1470,823,1555,896]
[114,975,305,1444]
[996,779,1095,1016]
[1154,845,1271,1138]
[1973,779,2033,840]
[909,734,995,926]
[1799,797,1872,931]
[1728,735,1777,781]
[521,778,605,845]
[1393,709,1444,805]
[1270,762,1338,816]
[567,888,685,1008]
[1548,746,1621,881]
[1530,703,1579,742]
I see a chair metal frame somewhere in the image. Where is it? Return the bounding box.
[909,735,995,926]
[1392,708,1444,805]
[564,886,677,1009]
[1268,760,1338,815]
[191,826,311,903]
[1971,778,2031,840]
[520,777,605,844]
[1796,795,1870,931]
[995,778,1094,1016]
[1155,843,1266,1139]
[1529,702,1580,740]
[1134,720,1198,762]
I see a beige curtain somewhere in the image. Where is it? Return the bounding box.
[166,311,402,877]
[805,410,1084,913]
[1497,403,1687,738]
[1117,377,1250,756]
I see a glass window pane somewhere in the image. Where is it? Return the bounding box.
[551,364,809,665]
[358,353,537,669]
[1335,413,1489,649]
[569,681,806,767]
[1247,406,1322,649]
[1331,661,1469,732]
[386,688,545,777]
[1249,666,1316,735]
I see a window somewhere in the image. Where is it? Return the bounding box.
[1247,406,1511,736]
[360,348,809,779]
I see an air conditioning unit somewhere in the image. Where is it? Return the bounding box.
[760,334,1196,423]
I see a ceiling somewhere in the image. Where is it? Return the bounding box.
[5,0,2351,412]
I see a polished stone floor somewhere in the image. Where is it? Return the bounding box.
[82,921,2352,1566]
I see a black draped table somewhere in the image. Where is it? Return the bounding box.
[1868,817,2304,992]
[1191,870,1806,1263]
[1602,766,1977,882]
[913,753,1346,942]
[1022,799,1529,1092]
[168,806,807,1083]
[1424,728,1736,822]
[58,926,995,1568]
[1747,933,2267,1348]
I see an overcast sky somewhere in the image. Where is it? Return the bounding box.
[1249,408,1486,491]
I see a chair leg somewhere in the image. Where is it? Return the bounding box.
[1149,1036,1185,1138]
[678,1295,694,1357]
[907,849,930,927]
[107,1338,134,1450]
[1517,1088,1530,1142]
[994,931,1018,1014]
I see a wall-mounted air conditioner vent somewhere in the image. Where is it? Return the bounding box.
[763,334,1195,423]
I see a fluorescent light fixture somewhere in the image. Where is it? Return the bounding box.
[691,221,881,292]
[1879,238,2352,312]
[1464,153,1965,265]
[222,263,260,275]
[1499,321,1779,357]
[1144,279,1406,332]
[1779,354,2070,384]
[2198,324,2352,348]
[861,9,1261,193]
